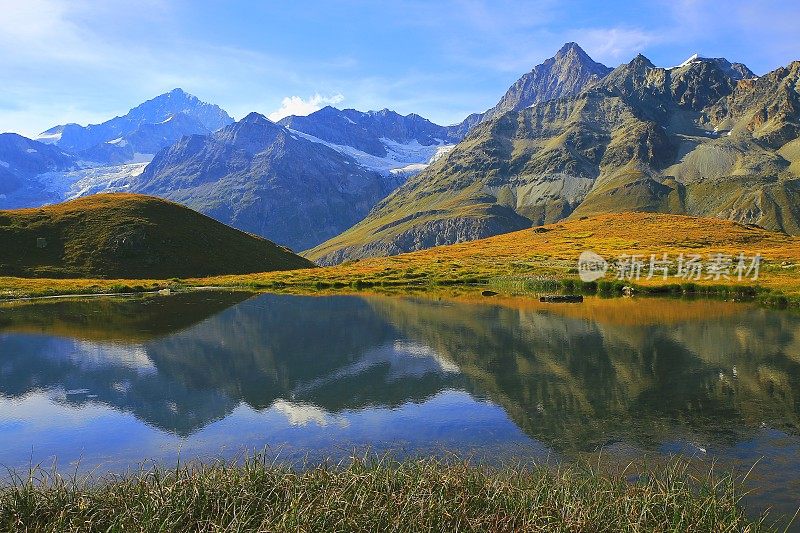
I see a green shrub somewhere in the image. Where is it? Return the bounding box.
[759,294,789,309]
[579,281,598,294]
[560,279,577,293]
[109,284,133,294]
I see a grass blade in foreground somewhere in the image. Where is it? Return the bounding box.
[0,456,769,532]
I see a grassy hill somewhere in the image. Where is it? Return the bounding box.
[0,193,315,279]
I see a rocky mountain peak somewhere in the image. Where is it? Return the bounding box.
[670,55,755,82]
[126,89,233,132]
[215,112,284,153]
[36,89,234,161]
[473,43,612,125]
[630,53,657,70]
[365,108,408,122]
[239,111,273,125]
[167,87,191,98]
[599,53,661,94]
[709,59,755,81]
[314,106,342,117]
[553,42,593,64]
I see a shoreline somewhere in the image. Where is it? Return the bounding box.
[1,212,798,307]
[0,277,797,310]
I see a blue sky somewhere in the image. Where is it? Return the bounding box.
[1,0,799,137]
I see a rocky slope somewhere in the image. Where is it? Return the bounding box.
[308,49,800,264]
[0,134,78,208]
[129,112,395,251]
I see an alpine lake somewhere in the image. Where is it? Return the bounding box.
[1,290,799,524]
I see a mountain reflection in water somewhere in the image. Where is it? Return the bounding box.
[1,292,799,518]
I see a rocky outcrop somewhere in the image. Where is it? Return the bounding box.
[315,207,531,265]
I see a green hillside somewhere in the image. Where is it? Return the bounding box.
[0,193,315,278]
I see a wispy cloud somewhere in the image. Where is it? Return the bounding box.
[1,0,798,136]
[0,0,170,66]
[268,94,345,121]
[0,0,329,134]
[570,27,661,66]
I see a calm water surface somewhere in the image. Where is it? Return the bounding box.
[1,292,799,522]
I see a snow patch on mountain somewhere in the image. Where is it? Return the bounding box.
[390,163,428,177]
[430,144,455,162]
[41,162,149,200]
[670,53,701,69]
[36,131,62,144]
[289,128,455,176]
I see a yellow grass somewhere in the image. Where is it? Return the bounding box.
[1,212,799,300]
[202,212,800,295]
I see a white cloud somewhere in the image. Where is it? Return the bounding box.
[267,93,344,121]
[271,399,348,427]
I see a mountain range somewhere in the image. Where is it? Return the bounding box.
[279,106,460,160]
[129,112,398,251]
[0,89,236,210]
[308,45,800,263]
[2,42,799,261]
[38,88,234,163]
[1,91,463,250]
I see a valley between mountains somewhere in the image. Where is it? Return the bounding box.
[1,42,799,302]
